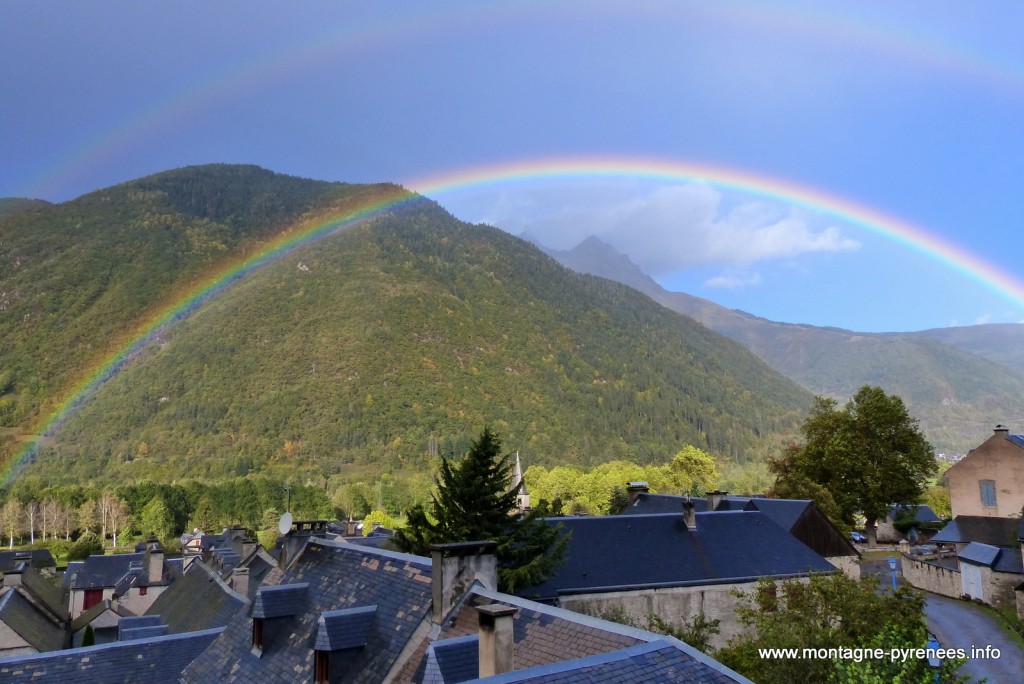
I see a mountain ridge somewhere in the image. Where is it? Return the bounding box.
[536,235,1024,453]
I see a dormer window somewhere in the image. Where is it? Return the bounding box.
[250,582,309,656]
[312,605,377,683]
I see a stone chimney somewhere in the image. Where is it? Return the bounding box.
[706,490,728,512]
[232,566,250,596]
[477,603,517,678]
[241,537,256,560]
[995,424,1010,437]
[278,519,330,570]
[344,519,359,537]
[683,499,697,531]
[3,564,23,587]
[431,541,498,624]
[626,482,650,507]
[147,541,164,584]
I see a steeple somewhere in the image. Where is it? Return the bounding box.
[512,452,530,511]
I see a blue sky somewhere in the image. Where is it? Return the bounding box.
[3,1,1024,332]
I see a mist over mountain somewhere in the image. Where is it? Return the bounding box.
[536,235,1024,454]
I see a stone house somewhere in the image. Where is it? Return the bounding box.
[521,498,839,648]
[945,425,1024,518]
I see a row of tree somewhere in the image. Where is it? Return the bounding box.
[0,477,333,548]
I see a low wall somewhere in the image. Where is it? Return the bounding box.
[558,580,758,650]
[901,554,961,599]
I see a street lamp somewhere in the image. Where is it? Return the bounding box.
[888,555,898,589]
[926,635,942,683]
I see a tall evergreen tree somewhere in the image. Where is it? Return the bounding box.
[394,427,568,592]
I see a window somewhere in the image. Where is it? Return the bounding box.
[251,618,264,655]
[980,480,997,508]
[314,650,330,684]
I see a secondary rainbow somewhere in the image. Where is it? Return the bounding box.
[8,156,1024,486]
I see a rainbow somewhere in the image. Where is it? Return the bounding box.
[17,2,1024,201]
[8,155,1024,486]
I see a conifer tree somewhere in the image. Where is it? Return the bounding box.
[394,427,568,593]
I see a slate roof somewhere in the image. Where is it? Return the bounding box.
[67,552,145,590]
[1007,434,1024,449]
[424,634,479,683]
[520,511,836,600]
[958,542,1024,575]
[144,560,249,634]
[315,605,376,651]
[0,587,66,652]
[0,627,223,683]
[932,516,1022,547]
[181,538,434,683]
[252,582,309,619]
[889,504,942,524]
[463,638,741,684]
[396,585,752,683]
[0,549,55,573]
[629,493,813,532]
[21,566,69,621]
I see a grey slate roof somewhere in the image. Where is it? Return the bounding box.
[181,538,434,683]
[1007,434,1024,449]
[0,549,55,572]
[121,624,170,641]
[425,634,479,683]
[396,585,752,683]
[144,560,249,634]
[958,542,1024,574]
[315,605,377,651]
[21,565,69,621]
[889,504,942,524]
[932,516,1021,547]
[68,552,145,590]
[462,638,742,684]
[0,627,222,683]
[0,587,66,652]
[630,493,812,532]
[252,581,309,619]
[520,511,836,600]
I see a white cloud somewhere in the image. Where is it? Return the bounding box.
[704,272,763,290]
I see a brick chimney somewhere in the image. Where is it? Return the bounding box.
[477,603,517,677]
[431,541,498,624]
[626,482,650,507]
[706,490,728,512]
[683,499,697,531]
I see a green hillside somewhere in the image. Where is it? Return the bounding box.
[2,165,814,487]
[547,236,1024,454]
[0,165,390,429]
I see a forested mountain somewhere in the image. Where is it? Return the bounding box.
[544,236,1024,453]
[1,165,813,487]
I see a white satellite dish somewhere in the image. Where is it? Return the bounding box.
[278,511,293,535]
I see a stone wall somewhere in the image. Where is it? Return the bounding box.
[900,554,961,599]
[979,566,1021,610]
[558,581,759,650]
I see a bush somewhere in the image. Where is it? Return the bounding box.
[67,532,104,561]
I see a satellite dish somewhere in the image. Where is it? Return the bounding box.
[278,511,293,535]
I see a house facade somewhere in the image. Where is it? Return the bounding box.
[945,425,1024,518]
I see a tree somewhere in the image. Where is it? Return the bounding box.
[660,445,719,496]
[771,386,936,547]
[393,427,568,592]
[0,499,23,549]
[139,496,174,541]
[716,573,966,684]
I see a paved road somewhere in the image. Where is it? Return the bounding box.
[925,593,1024,684]
[863,553,1024,683]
